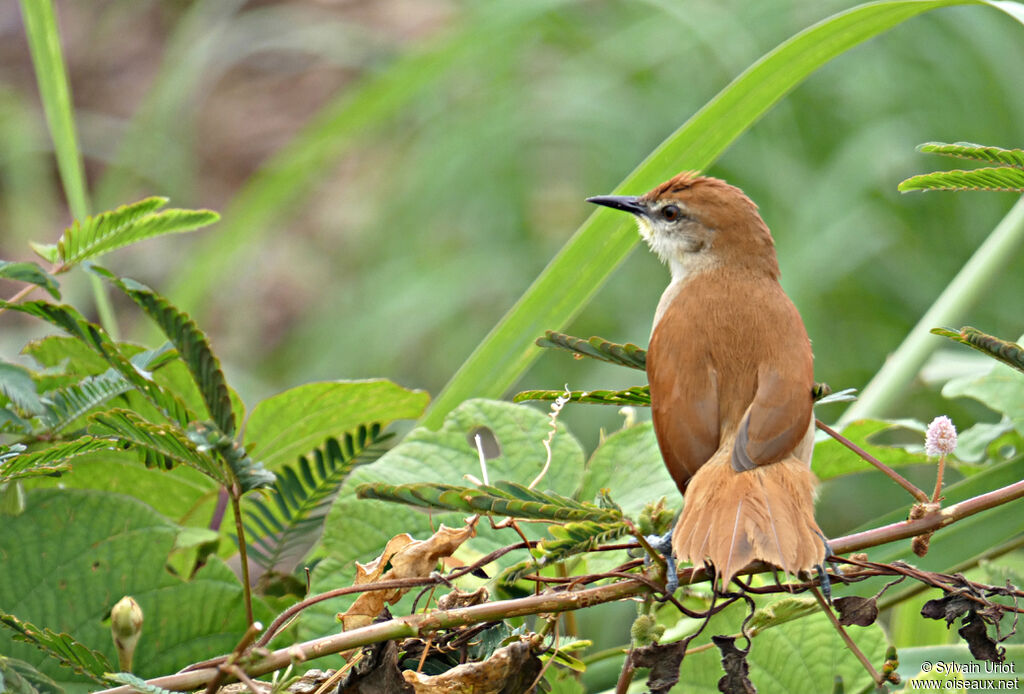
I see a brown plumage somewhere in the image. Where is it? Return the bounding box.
[588,172,824,588]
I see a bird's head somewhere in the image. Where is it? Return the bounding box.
[587,171,779,281]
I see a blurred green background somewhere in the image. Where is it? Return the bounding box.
[1,0,1022,448]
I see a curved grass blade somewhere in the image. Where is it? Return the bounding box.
[917,142,1024,168]
[423,0,1019,428]
[97,271,236,437]
[898,167,1024,192]
[514,386,651,407]
[932,327,1024,375]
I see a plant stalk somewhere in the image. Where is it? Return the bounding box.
[229,486,254,628]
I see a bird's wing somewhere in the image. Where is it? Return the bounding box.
[648,337,720,491]
[732,344,814,471]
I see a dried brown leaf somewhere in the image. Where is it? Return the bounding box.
[401,640,541,694]
[713,635,756,694]
[339,524,476,630]
[834,596,879,627]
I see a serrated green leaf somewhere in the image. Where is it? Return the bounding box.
[0,362,45,416]
[917,141,1024,168]
[23,335,111,375]
[98,272,235,437]
[0,610,112,684]
[898,166,1024,192]
[244,380,429,471]
[0,260,60,299]
[89,409,225,481]
[0,436,117,483]
[52,197,218,266]
[746,596,819,633]
[579,423,679,517]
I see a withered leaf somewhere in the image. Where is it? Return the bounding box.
[339,524,476,630]
[401,640,541,694]
[833,596,879,627]
[958,613,1005,664]
[713,635,756,694]
[920,592,974,626]
[632,642,685,694]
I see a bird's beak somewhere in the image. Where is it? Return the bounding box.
[586,195,647,217]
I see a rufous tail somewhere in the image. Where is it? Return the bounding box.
[672,448,824,590]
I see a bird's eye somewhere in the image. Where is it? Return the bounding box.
[662,205,682,221]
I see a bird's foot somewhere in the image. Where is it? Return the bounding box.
[814,533,840,603]
[642,530,678,599]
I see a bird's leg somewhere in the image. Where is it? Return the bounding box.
[814,532,840,603]
[644,529,679,598]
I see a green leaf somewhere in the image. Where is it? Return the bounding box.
[0,362,45,416]
[423,0,1021,427]
[185,421,274,492]
[49,197,218,267]
[0,260,60,299]
[535,331,647,370]
[898,166,1024,192]
[932,327,1024,375]
[18,0,89,219]
[88,409,225,482]
[0,611,111,685]
[579,423,679,518]
[244,425,389,571]
[514,386,651,407]
[23,335,110,375]
[244,380,429,471]
[0,437,118,484]
[539,520,630,564]
[0,488,269,687]
[917,141,1024,168]
[943,362,1024,437]
[99,273,235,437]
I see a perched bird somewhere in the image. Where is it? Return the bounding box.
[588,172,824,588]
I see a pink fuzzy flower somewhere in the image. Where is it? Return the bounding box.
[925,415,957,457]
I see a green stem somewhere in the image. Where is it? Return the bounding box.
[229,488,255,628]
[838,194,1024,425]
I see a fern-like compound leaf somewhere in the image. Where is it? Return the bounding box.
[89,409,225,480]
[0,609,112,685]
[917,142,1024,168]
[932,327,1024,375]
[536,331,647,370]
[96,270,235,437]
[898,167,1024,193]
[244,425,389,571]
[514,386,651,406]
[50,197,218,267]
[357,480,623,523]
[0,437,118,483]
[0,260,60,299]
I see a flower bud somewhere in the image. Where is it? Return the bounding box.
[111,596,143,672]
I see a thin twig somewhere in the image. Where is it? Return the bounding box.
[229,486,255,628]
[816,419,929,503]
[810,585,883,685]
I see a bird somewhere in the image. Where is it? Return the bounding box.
[587,171,825,590]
